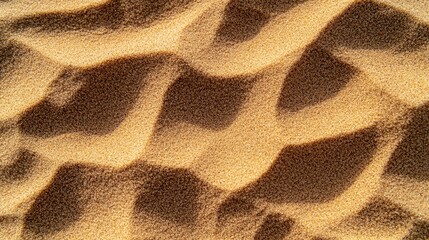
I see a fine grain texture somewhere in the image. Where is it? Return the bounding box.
[0,0,428,239]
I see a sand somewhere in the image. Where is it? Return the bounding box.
[0,0,428,239]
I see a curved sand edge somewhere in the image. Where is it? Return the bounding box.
[1,0,428,239]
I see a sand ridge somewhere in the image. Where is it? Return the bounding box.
[0,0,429,239]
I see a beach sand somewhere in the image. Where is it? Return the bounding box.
[0,0,428,239]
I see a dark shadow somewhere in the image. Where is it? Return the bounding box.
[232,0,307,15]
[0,44,26,79]
[217,197,257,223]
[254,214,293,240]
[11,0,124,32]
[398,23,429,52]
[244,128,378,203]
[23,165,85,237]
[319,1,412,50]
[348,199,411,229]
[0,149,37,183]
[385,105,429,181]
[216,0,269,43]
[19,57,156,137]
[133,168,202,225]
[215,0,308,43]
[0,44,16,74]
[156,68,252,130]
[403,221,429,240]
[277,47,355,112]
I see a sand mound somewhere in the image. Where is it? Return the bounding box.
[1,0,428,239]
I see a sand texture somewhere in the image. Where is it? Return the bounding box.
[0,0,429,239]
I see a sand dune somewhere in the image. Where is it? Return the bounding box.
[1,0,428,239]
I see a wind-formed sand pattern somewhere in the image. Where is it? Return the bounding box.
[0,0,428,239]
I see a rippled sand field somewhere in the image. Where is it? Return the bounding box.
[0,0,428,239]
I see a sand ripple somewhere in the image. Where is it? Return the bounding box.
[0,0,428,239]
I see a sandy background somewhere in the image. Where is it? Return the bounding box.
[0,0,428,239]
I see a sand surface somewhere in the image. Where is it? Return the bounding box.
[0,0,428,239]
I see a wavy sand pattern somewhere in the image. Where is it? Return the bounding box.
[0,0,428,239]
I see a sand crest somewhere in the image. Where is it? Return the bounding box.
[0,0,428,239]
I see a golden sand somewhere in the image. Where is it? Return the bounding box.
[0,0,428,239]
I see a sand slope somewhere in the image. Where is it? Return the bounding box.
[0,0,428,239]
